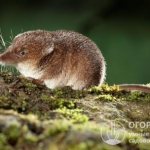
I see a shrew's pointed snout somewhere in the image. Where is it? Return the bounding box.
[0,53,6,66]
[0,51,17,66]
[0,51,12,66]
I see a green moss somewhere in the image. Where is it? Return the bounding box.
[0,109,149,150]
[56,107,88,123]
[95,94,116,101]
[40,93,76,109]
[0,72,150,149]
[0,96,9,103]
[53,99,76,109]
[88,84,120,95]
[24,132,39,143]
[45,120,70,136]
[70,141,99,150]
[0,134,12,150]
[53,86,86,99]
[126,92,150,101]
[4,124,21,143]
[40,94,51,101]
[24,82,37,90]
[0,72,17,83]
[0,134,7,145]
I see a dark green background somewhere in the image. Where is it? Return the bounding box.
[0,0,150,84]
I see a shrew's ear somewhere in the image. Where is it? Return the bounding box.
[42,43,54,55]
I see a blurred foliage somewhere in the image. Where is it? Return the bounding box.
[0,0,150,84]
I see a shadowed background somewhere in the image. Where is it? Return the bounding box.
[0,0,150,84]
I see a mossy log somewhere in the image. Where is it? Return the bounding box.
[0,72,150,150]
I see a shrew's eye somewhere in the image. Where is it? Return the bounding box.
[19,49,28,56]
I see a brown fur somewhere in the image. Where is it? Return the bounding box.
[0,30,106,89]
